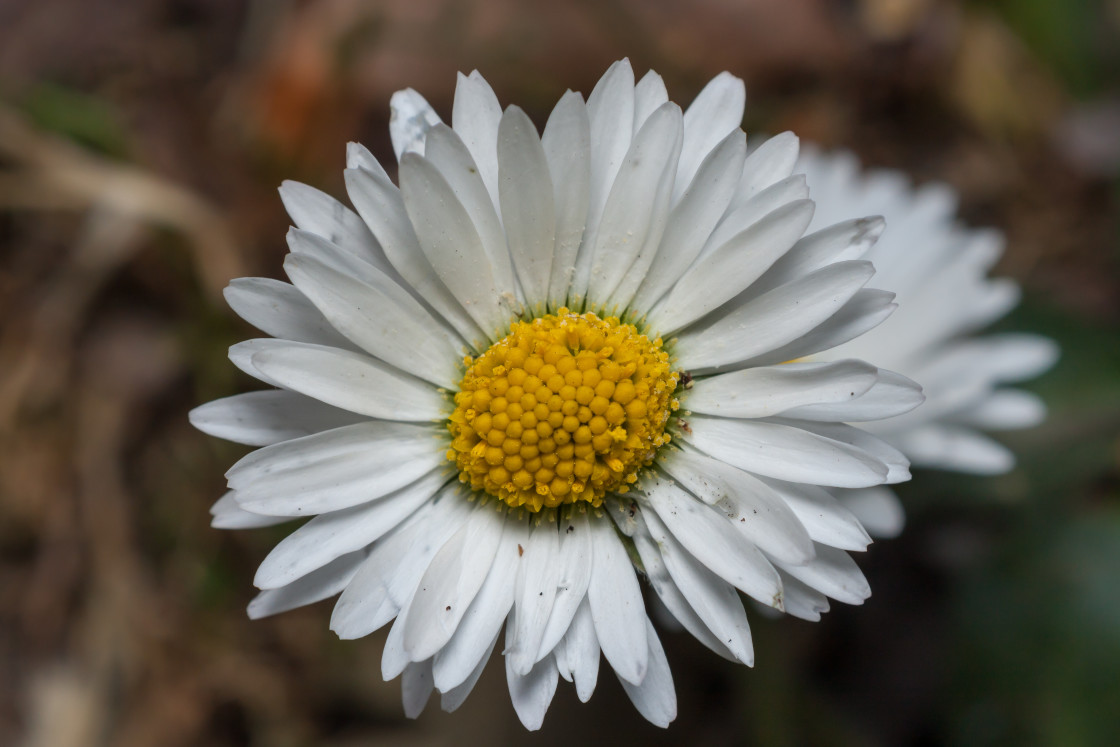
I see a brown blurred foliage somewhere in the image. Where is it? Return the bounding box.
[0,1,1117,745]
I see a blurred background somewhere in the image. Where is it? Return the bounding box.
[1,0,1118,744]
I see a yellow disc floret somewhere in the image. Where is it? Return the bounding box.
[448,308,679,512]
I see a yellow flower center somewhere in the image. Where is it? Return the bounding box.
[448,308,679,512]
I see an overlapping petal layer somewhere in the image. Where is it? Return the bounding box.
[798,147,1057,538]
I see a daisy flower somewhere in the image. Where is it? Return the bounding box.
[191,60,922,729]
[798,147,1059,538]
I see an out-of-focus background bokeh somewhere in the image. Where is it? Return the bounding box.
[1,1,1118,744]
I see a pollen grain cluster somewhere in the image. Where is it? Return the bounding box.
[448,309,678,512]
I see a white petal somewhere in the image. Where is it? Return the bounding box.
[786,420,911,484]
[564,595,601,702]
[536,510,593,663]
[345,142,388,178]
[641,509,754,665]
[772,543,870,605]
[587,516,647,685]
[648,572,702,644]
[330,492,470,639]
[927,334,1060,386]
[649,199,815,334]
[587,102,682,307]
[283,220,418,310]
[700,175,811,262]
[685,359,878,419]
[190,389,365,446]
[247,551,364,619]
[892,425,1014,474]
[227,421,445,516]
[508,520,562,675]
[401,659,434,718]
[731,131,800,210]
[884,367,992,430]
[834,486,905,539]
[866,171,947,236]
[228,340,284,387]
[956,278,1022,335]
[210,491,293,529]
[388,619,430,681]
[603,496,641,538]
[796,146,860,225]
[440,632,498,712]
[423,124,516,295]
[278,181,383,265]
[401,501,505,661]
[618,617,676,728]
[632,129,746,311]
[677,71,745,202]
[390,88,442,159]
[498,106,556,307]
[633,70,669,131]
[630,523,737,660]
[684,415,889,488]
[751,216,885,297]
[432,519,525,691]
[399,152,518,337]
[603,153,676,316]
[542,91,591,309]
[755,288,896,366]
[674,261,876,372]
[505,632,559,731]
[570,59,635,301]
[253,468,447,589]
[452,71,503,212]
[224,277,354,349]
[862,178,960,267]
[343,165,485,345]
[780,368,924,422]
[640,476,783,604]
[657,449,814,566]
[757,477,871,552]
[249,340,446,421]
[952,389,1046,431]
[382,610,412,680]
[869,338,1052,435]
[552,628,572,683]
[843,238,1024,364]
[777,571,831,622]
[284,245,462,388]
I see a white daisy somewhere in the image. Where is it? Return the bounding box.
[191,60,923,729]
[797,147,1059,538]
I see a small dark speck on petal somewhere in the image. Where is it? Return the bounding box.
[518,544,524,556]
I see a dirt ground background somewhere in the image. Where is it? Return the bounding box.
[1,0,1118,744]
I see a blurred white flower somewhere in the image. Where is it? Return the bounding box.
[192,61,920,729]
[799,147,1059,537]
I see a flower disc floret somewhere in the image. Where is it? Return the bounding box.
[448,308,679,511]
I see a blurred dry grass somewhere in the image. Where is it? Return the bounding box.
[1,1,1117,745]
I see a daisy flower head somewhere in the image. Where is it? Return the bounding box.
[192,60,924,730]
[798,147,1059,538]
